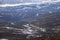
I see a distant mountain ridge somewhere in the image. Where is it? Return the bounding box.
[0,2,60,22]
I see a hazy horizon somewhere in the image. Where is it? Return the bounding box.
[0,0,60,7]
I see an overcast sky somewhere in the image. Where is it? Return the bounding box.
[0,0,60,4]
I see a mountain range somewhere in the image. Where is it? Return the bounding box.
[0,2,60,22]
[0,1,60,38]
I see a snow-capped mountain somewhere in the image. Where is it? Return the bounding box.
[0,0,60,39]
[0,2,60,22]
